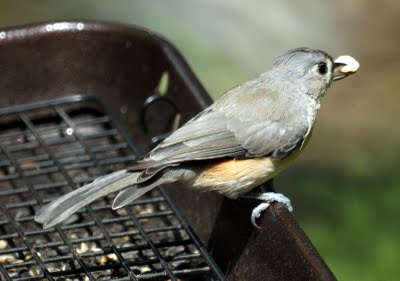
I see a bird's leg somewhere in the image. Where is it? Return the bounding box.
[242,179,293,228]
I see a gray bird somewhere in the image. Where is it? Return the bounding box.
[35,48,359,228]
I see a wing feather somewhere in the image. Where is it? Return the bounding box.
[128,81,311,172]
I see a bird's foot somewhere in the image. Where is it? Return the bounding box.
[243,192,293,228]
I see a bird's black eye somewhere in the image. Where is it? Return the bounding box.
[317,62,328,75]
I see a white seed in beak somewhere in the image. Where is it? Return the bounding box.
[334,55,360,74]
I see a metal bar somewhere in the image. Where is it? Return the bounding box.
[0,115,110,141]
[0,263,14,281]
[0,95,89,116]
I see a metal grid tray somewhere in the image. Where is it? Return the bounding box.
[0,95,224,280]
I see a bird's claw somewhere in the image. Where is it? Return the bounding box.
[251,202,271,228]
[249,192,293,228]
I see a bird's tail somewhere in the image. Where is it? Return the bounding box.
[35,170,140,229]
[35,168,188,229]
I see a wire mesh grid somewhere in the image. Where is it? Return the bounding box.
[0,96,224,281]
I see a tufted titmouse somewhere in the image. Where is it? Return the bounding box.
[35,48,359,228]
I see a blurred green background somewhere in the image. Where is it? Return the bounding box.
[1,1,399,280]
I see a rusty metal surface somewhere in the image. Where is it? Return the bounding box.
[0,21,336,280]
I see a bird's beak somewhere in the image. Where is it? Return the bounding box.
[332,55,359,81]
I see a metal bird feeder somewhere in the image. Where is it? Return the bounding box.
[0,21,336,281]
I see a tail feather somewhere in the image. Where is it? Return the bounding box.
[112,185,157,209]
[35,170,139,229]
[112,168,187,209]
[112,170,181,210]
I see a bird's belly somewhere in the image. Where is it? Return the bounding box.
[188,142,306,198]
[191,156,284,198]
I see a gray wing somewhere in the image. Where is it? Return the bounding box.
[132,81,310,170]
[131,109,246,171]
